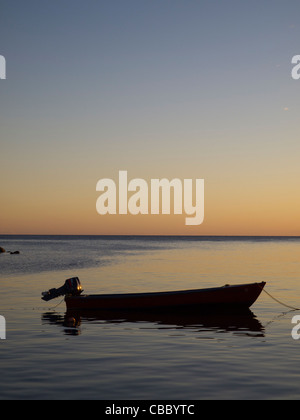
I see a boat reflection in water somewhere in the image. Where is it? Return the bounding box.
[42,308,265,338]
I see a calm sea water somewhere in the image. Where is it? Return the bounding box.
[1,235,300,400]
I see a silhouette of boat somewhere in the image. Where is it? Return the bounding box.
[42,277,265,313]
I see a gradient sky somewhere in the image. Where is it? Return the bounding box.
[1,0,300,235]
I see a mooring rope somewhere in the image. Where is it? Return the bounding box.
[261,286,300,311]
[48,297,65,310]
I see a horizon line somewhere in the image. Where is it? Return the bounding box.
[1,233,300,238]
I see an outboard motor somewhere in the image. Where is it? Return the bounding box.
[41,277,82,302]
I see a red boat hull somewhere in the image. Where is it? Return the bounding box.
[65,282,265,312]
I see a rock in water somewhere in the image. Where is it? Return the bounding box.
[0,247,5,253]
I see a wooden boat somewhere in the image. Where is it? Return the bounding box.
[42,278,265,313]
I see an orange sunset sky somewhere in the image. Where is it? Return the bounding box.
[1,1,300,236]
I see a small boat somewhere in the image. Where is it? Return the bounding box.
[42,277,265,313]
